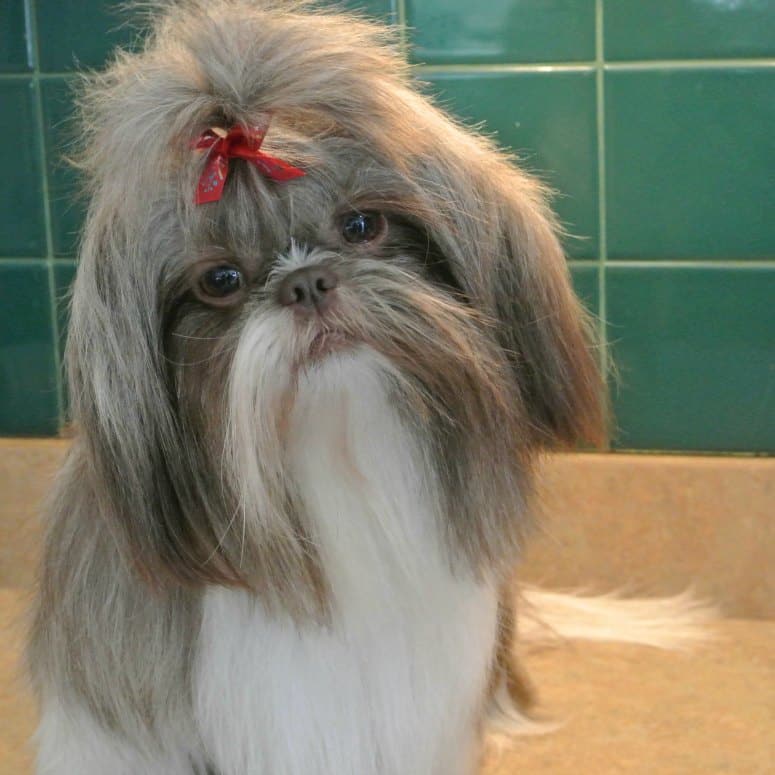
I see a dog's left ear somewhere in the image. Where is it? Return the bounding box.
[481,167,607,448]
[413,127,607,448]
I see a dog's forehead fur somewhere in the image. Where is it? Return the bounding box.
[79,1,429,209]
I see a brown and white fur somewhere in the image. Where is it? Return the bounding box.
[24,2,701,773]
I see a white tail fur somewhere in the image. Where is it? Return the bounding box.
[483,586,717,754]
[517,586,716,651]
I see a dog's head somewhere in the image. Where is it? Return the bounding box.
[67,1,605,608]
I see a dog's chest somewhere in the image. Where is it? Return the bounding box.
[194,360,499,775]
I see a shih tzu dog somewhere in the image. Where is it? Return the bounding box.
[26,1,611,773]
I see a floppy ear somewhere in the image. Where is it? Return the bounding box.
[480,168,607,448]
[65,205,245,589]
[408,119,607,449]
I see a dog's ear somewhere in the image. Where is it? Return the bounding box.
[65,206,245,589]
[409,120,607,448]
[481,168,607,448]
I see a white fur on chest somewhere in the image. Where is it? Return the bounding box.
[195,352,499,775]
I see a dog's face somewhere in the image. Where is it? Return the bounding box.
[67,1,604,611]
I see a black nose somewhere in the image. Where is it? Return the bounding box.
[277,266,339,312]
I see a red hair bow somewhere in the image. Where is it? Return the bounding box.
[193,119,305,204]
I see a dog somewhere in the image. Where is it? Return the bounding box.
[26,2,611,772]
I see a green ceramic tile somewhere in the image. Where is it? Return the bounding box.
[607,266,775,452]
[606,69,775,260]
[407,0,595,64]
[570,263,600,317]
[605,0,775,60]
[425,71,598,258]
[41,77,84,257]
[0,80,46,257]
[0,1,31,71]
[36,1,139,71]
[0,262,59,436]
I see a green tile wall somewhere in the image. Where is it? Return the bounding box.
[0,262,59,436]
[40,77,82,257]
[1,0,773,453]
[0,80,46,255]
[0,2,30,72]
[35,1,138,71]
[406,0,595,64]
[423,71,599,258]
[606,68,775,260]
[608,266,774,452]
[604,0,775,61]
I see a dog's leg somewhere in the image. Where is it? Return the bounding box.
[34,698,204,775]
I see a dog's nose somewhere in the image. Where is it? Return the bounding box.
[277,266,339,312]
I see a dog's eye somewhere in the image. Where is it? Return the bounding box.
[341,211,386,244]
[199,266,243,298]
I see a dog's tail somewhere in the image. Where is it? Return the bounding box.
[483,586,716,748]
[517,585,715,650]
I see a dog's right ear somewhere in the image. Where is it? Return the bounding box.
[66,203,248,589]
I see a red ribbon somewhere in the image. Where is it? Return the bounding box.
[193,119,305,204]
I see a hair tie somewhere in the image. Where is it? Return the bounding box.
[192,118,305,204]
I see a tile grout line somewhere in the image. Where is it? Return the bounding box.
[26,0,64,429]
[0,71,74,79]
[2,60,774,81]
[604,58,775,70]
[410,58,775,75]
[0,257,49,265]
[0,256,79,265]
[417,63,595,74]
[595,0,609,451]
[588,259,775,269]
